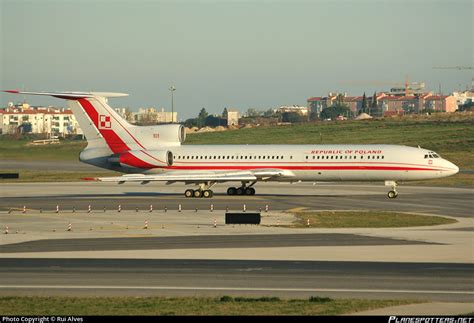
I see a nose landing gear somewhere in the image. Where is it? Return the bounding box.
[385,180,398,199]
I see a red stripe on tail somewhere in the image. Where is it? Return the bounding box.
[78,99,130,153]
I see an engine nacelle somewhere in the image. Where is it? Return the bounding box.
[108,150,173,169]
[132,124,186,147]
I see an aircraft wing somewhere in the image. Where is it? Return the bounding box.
[89,169,294,184]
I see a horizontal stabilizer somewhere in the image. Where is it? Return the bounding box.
[4,90,128,99]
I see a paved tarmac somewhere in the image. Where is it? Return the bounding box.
[0,233,433,253]
[0,258,472,301]
[1,181,472,304]
[1,182,473,217]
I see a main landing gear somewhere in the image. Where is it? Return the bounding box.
[385,180,399,199]
[227,182,256,196]
[184,189,213,198]
[184,181,215,198]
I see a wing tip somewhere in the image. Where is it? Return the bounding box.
[4,90,20,94]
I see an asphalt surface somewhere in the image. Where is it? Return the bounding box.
[0,233,434,253]
[1,182,473,217]
[1,181,472,301]
[0,258,472,301]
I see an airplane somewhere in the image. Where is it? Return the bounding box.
[4,90,459,199]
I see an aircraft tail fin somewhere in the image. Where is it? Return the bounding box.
[4,90,145,154]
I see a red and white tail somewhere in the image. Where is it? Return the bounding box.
[4,90,145,154]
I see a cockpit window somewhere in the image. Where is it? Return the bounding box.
[425,152,441,159]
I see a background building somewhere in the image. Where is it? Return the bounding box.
[0,103,82,136]
[134,107,177,124]
[223,109,240,126]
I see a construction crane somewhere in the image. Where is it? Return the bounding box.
[339,76,419,96]
[433,66,473,70]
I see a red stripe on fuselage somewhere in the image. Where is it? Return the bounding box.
[165,165,446,171]
[78,99,130,154]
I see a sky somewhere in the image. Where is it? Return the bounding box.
[1,0,473,120]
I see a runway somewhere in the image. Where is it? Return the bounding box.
[0,258,472,301]
[1,181,473,217]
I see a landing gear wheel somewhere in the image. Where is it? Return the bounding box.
[227,187,237,195]
[203,190,213,198]
[236,188,244,195]
[193,190,203,198]
[184,189,194,198]
[249,187,255,195]
[387,190,398,199]
[244,187,254,195]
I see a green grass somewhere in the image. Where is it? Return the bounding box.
[291,211,457,228]
[1,113,472,185]
[0,296,416,315]
[0,136,86,161]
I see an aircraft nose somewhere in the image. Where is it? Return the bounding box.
[448,161,459,175]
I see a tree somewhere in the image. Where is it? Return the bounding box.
[205,115,224,127]
[457,101,474,112]
[361,92,368,114]
[370,92,377,116]
[198,108,208,120]
[281,112,305,123]
[263,108,275,117]
[123,108,135,123]
[197,108,208,127]
[320,105,351,120]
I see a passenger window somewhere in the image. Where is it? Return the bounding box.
[382,156,384,159]
[272,156,275,159]
[306,156,308,159]
[331,156,334,159]
[361,156,364,159]
[377,156,380,159]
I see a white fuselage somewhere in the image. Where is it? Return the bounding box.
[142,144,458,182]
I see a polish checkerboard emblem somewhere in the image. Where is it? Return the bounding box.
[99,115,111,129]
